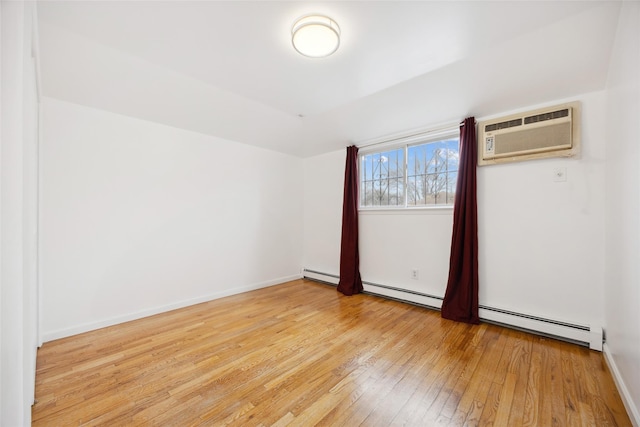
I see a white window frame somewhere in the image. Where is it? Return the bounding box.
[358,127,459,211]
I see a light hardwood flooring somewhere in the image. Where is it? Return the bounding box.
[32,279,631,426]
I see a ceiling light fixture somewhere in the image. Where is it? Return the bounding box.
[291,14,340,58]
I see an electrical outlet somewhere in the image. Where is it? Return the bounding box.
[411,269,419,280]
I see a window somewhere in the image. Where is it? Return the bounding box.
[361,148,405,207]
[360,135,459,208]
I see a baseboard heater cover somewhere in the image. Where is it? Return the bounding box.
[302,269,603,351]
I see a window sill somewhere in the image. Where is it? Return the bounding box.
[358,206,454,215]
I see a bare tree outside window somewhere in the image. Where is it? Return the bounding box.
[361,149,405,206]
[407,139,459,206]
[360,137,459,208]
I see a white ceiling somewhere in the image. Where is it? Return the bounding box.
[37,1,622,157]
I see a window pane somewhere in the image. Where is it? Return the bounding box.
[406,137,459,206]
[360,148,405,207]
[359,135,458,208]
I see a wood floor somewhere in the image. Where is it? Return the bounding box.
[33,279,631,426]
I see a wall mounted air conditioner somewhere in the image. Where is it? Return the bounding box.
[478,101,581,166]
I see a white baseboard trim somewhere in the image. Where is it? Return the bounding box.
[303,268,601,350]
[603,343,640,427]
[478,308,601,351]
[42,274,302,342]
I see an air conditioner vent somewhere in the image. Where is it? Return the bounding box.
[484,119,523,132]
[524,108,569,125]
[478,102,580,166]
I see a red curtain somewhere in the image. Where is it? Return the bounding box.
[441,117,479,324]
[337,145,363,296]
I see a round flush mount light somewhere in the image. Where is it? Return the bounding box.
[291,14,340,58]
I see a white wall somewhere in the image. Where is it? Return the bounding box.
[303,150,344,275]
[1,1,40,425]
[604,1,640,424]
[478,94,606,326]
[40,98,303,340]
[304,92,607,332]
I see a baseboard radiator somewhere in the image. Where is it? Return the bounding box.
[303,269,603,351]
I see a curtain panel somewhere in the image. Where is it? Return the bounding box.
[337,145,363,296]
[441,117,480,324]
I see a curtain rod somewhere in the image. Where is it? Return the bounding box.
[356,121,462,150]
